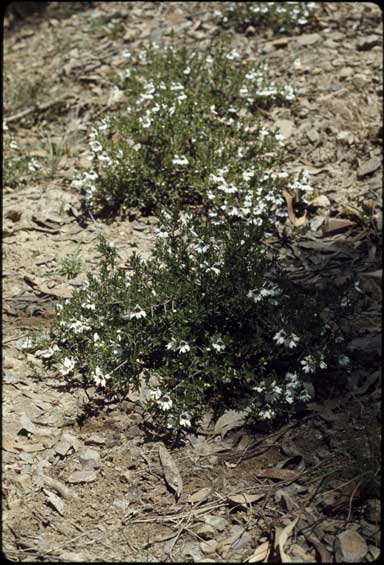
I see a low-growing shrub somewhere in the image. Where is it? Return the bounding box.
[42,204,355,436]
[219,2,316,34]
[72,41,296,217]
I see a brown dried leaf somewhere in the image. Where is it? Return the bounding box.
[247,541,270,562]
[227,493,265,507]
[277,516,299,563]
[322,218,356,235]
[159,444,183,498]
[283,191,307,227]
[44,489,65,516]
[213,409,249,438]
[188,486,213,504]
[257,468,301,481]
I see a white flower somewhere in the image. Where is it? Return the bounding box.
[93,332,100,342]
[273,330,286,346]
[212,338,225,352]
[127,305,147,320]
[338,355,350,367]
[82,302,96,311]
[178,341,190,354]
[112,343,123,357]
[60,356,76,376]
[159,396,173,411]
[166,338,178,351]
[179,412,192,427]
[92,366,110,387]
[319,358,327,369]
[287,333,300,349]
[172,154,189,166]
[148,388,162,401]
[301,356,316,374]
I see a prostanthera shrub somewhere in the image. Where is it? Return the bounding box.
[43,206,355,436]
[72,41,296,217]
[220,2,316,34]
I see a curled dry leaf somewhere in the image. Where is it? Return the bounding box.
[277,516,299,563]
[213,409,250,438]
[247,541,270,562]
[257,468,301,481]
[227,493,265,508]
[44,488,65,516]
[188,486,213,504]
[159,444,183,498]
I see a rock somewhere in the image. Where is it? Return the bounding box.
[67,470,98,484]
[204,514,229,532]
[310,195,330,208]
[356,35,381,51]
[275,119,294,140]
[297,33,321,47]
[195,524,217,540]
[367,545,380,560]
[307,128,320,143]
[200,540,218,554]
[357,157,381,179]
[334,530,368,563]
[84,433,106,446]
[77,447,101,470]
[5,209,23,222]
[365,499,381,523]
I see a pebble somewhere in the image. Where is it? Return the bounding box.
[365,499,381,523]
[357,156,381,179]
[200,540,218,554]
[204,514,229,532]
[356,35,381,51]
[334,530,368,563]
[297,33,321,47]
[77,447,101,470]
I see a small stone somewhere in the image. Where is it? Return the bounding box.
[357,157,381,179]
[297,33,321,47]
[356,35,380,51]
[275,119,294,140]
[334,530,368,563]
[77,447,101,470]
[365,499,381,523]
[200,540,218,554]
[84,433,106,446]
[204,515,228,532]
[5,209,22,222]
[67,470,98,484]
[306,128,320,143]
[195,524,216,540]
[367,545,380,561]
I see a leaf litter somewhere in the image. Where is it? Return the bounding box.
[3,1,381,562]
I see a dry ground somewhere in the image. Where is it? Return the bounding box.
[2,2,382,562]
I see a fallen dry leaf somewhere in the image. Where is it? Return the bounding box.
[213,409,250,438]
[159,444,183,498]
[227,493,265,508]
[247,541,270,562]
[188,486,213,505]
[277,516,299,563]
[283,191,307,227]
[257,468,301,481]
[322,217,356,235]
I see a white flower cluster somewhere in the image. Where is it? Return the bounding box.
[273,329,300,349]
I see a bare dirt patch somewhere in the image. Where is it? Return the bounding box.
[3,2,381,562]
